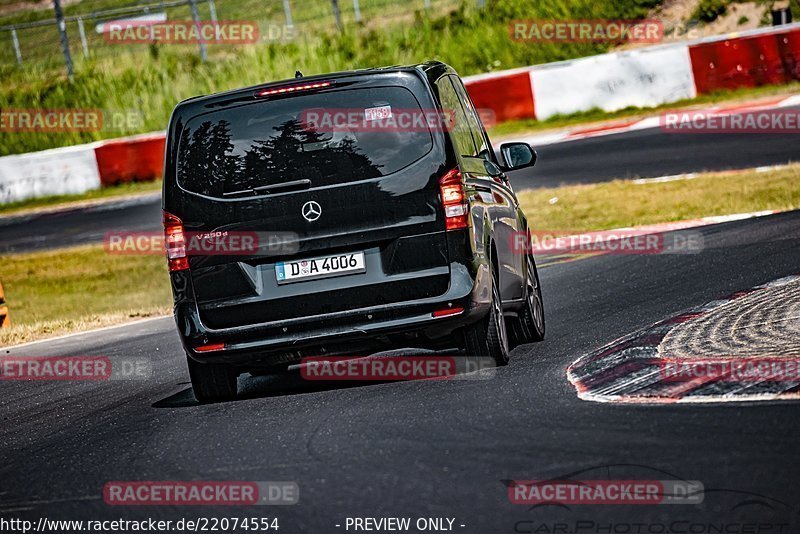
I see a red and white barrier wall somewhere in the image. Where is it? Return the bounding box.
[93,133,165,186]
[463,22,800,121]
[0,143,103,204]
[1,22,799,204]
[0,133,165,204]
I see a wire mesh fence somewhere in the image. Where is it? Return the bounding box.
[0,0,464,74]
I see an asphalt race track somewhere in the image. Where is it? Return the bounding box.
[1,108,798,254]
[2,210,799,530]
[517,118,800,189]
[0,193,161,254]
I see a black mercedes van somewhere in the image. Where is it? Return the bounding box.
[163,61,545,401]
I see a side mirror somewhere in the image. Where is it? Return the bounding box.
[500,142,537,171]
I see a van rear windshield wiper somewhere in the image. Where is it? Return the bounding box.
[223,179,312,198]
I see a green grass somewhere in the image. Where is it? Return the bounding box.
[517,164,800,232]
[0,179,161,216]
[0,244,172,346]
[0,0,660,156]
[692,0,731,23]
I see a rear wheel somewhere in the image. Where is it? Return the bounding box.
[512,254,546,345]
[464,266,510,366]
[186,355,239,403]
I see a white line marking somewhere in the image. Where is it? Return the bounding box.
[633,173,699,184]
[700,210,776,223]
[778,94,800,108]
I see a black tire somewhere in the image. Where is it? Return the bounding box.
[512,254,546,345]
[186,355,239,403]
[464,265,510,366]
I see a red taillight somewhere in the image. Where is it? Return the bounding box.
[439,168,468,231]
[162,210,188,272]
[195,343,226,353]
[254,81,331,98]
[433,306,465,318]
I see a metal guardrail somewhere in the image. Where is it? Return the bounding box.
[0,0,216,75]
[0,0,193,30]
[0,0,460,75]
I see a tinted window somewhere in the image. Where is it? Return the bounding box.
[435,77,477,159]
[177,87,433,198]
[448,76,491,159]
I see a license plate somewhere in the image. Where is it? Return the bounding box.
[276,252,366,284]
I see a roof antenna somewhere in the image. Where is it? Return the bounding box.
[295,70,303,78]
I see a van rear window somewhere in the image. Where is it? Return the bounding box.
[177,86,434,198]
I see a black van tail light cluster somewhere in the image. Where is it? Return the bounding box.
[163,210,189,272]
[439,168,469,231]
[254,81,331,98]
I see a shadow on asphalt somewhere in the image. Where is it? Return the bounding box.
[151,370,370,408]
[151,349,485,408]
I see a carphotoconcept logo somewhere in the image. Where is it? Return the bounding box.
[507,465,792,533]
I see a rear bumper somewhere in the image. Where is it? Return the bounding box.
[173,260,491,365]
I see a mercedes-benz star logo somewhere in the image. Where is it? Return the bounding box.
[301,200,322,222]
